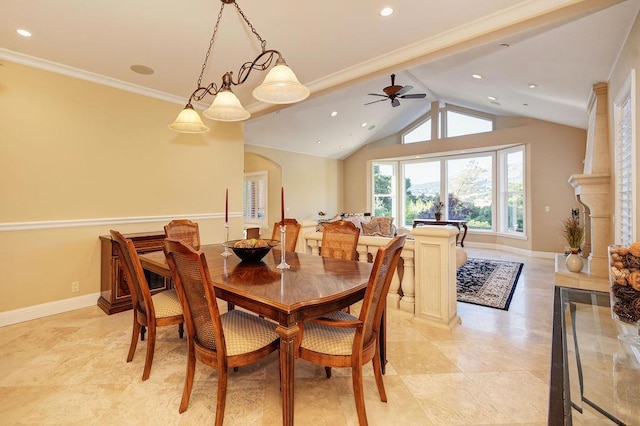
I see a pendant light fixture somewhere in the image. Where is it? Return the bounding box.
[169,0,309,133]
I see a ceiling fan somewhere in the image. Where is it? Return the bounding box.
[365,74,427,107]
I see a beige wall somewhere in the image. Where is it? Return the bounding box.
[607,11,640,243]
[0,61,245,312]
[343,119,586,253]
[244,145,343,237]
[244,151,282,237]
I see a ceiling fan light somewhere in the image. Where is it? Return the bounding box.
[253,64,310,104]
[203,90,251,122]
[168,105,210,133]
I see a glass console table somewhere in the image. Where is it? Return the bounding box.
[550,286,640,425]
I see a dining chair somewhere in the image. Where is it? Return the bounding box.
[245,227,260,239]
[296,235,406,426]
[320,220,361,316]
[271,218,301,252]
[320,220,360,261]
[163,239,280,422]
[109,230,184,381]
[164,219,201,250]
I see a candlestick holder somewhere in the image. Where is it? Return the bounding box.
[221,223,232,257]
[277,224,290,269]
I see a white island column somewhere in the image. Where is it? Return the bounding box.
[412,225,461,329]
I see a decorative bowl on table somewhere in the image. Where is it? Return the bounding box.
[608,243,640,346]
[223,239,280,263]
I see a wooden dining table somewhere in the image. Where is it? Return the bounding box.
[139,244,373,426]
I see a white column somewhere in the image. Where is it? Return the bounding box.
[412,225,461,329]
[397,246,415,313]
[357,244,370,263]
[298,220,318,253]
[307,239,320,256]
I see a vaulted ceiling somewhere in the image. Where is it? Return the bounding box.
[1,0,639,159]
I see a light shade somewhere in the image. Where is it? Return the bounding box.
[252,64,310,104]
[203,90,251,122]
[168,106,209,133]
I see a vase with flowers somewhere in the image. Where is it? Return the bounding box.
[562,216,584,272]
[432,201,444,221]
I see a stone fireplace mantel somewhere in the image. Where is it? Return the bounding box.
[568,172,611,278]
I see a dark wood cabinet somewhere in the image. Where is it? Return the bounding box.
[98,231,170,315]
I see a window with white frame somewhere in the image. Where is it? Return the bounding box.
[402,105,493,143]
[446,154,493,228]
[243,171,268,226]
[402,160,441,225]
[372,162,396,217]
[614,70,636,245]
[403,117,432,143]
[373,145,525,236]
[499,147,525,234]
[445,110,493,138]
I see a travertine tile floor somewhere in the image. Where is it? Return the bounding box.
[0,248,558,425]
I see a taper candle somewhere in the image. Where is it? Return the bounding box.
[225,188,228,223]
[281,187,285,225]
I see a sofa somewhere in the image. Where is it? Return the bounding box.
[318,212,467,268]
[319,213,397,237]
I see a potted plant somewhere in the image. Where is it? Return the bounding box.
[432,201,444,221]
[562,216,584,272]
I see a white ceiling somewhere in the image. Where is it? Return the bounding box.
[1,0,639,159]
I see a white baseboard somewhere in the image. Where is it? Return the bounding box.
[0,292,101,327]
[462,241,556,259]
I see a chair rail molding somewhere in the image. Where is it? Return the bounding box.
[0,212,235,232]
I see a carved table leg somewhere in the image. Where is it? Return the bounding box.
[276,323,300,426]
[460,223,468,247]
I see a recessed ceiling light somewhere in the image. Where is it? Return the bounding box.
[361,122,367,127]
[130,64,155,75]
[528,83,538,89]
[472,74,483,79]
[487,96,497,101]
[380,7,393,17]
[500,43,510,48]
[16,29,31,37]
[316,140,321,144]
[330,111,338,117]
[339,145,344,149]
[523,103,529,107]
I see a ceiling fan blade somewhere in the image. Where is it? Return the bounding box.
[364,98,387,105]
[391,98,400,107]
[367,93,388,97]
[400,93,427,99]
[396,85,413,96]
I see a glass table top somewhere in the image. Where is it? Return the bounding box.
[550,286,640,425]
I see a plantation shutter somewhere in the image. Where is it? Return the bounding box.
[243,172,268,225]
[614,72,635,246]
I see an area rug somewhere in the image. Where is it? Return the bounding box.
[456,258,524,311]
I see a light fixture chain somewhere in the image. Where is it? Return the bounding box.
[233,1,267,52]
[197,2,227,88]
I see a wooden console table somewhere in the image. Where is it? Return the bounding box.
[98,231,171,314]
[412,219,468,247]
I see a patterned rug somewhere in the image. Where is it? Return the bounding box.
[456,258,524,311]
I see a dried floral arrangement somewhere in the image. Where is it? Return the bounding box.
[562,217,584,249]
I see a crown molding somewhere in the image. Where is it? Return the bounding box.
[0,47,212,109]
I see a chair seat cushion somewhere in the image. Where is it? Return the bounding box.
[198,310,278,356]
[151,289,183,318]
[301,311,357,355]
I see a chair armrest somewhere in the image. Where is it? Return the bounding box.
[312,317,363,329]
